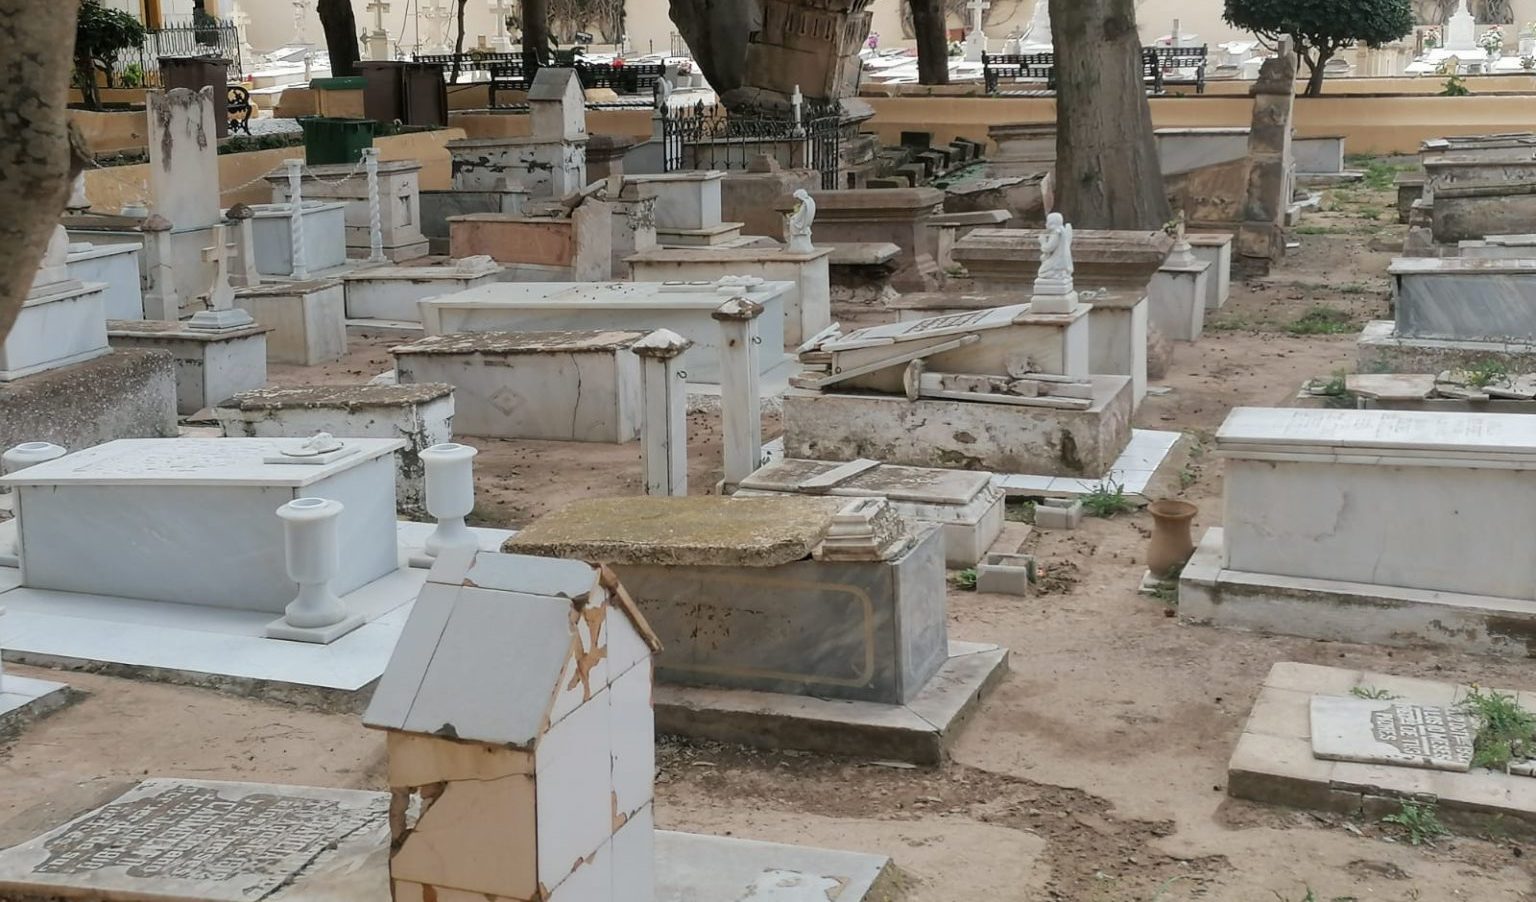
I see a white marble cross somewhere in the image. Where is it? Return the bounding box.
[201,224,236,311]
[367,0,390,30]
[489,0,514,48]
[967,0,990,33]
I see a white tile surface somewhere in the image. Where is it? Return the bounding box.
[547,601,607,731]
[0,568,423,692]
[611,803,655,902]
[0,438,404,488]
[654,831,891,902]
[536,686,614,889]
[606,603,652,680]
[547,836,612,902]
[994,429,1179,498]
[609,662,654,821]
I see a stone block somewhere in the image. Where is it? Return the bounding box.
[953,228,1174,295]
[341,259,505,322]
[448,209,612,282]
[419,187,528,255]
[626,171,724,231]
[66,240,143,320]
[1148,261,1210,342]
[214,383,454,516]
[1187,233,1233,310]
[976,552,1032,596]
[393,330,643,442]
[626,246,831,345]
[1086,291,1149,408]
[448,135,589,201]
[107,320,271,414]
[782,376,1133,479]
[268,160,429,262]
[1033,498,1083,529]
[0,350,178,453]
[721,165,819,239]
[249,201,349,278]
[0,281,110,381]
[234,279,347,365]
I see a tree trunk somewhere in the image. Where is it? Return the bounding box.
[1049,0,1170,230]
[316,0,361,76]
[666,0,751,96]
[912,0,950,84]
[75,47,101,111]
[450,0,466,83]
[1303,46,1331,96]
[523,0,551,65]
[0,0,82,343]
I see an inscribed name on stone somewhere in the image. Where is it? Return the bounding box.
[0,779,389,901]
[1309,696,1476,772]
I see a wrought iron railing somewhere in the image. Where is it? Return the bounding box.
[118,16,242,87]
[661,101,845,190]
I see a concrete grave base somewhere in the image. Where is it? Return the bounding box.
[0,524,512,711]
[233,280,347,366]
[1357,319,1536,375]
[1180,527,1536,658]
[0,779,897,902]
[107,320,272,414]
[1148,261,1210,342]
[992,428,1185,500]
[655,641,1009,765]
[0,350,177,453]
[0,672,73,740]
[1188,233,1233,310]
[1228,662,1536,835]
[782,376,1134,479]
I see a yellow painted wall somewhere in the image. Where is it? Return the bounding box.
[862,91,1536,155]
[82,128,468,212]
[447,109,653,141]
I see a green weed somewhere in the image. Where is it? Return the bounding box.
[1459,359,1511,390]
[1080,478,1134,518]
[1458,687,1536,770]
[1287,307,1356,335]
[1350,685,1400,700]
[1381,800,1449,846]
[952,569,978,591]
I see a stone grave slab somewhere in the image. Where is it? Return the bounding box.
[0,672,72,739]
[0,779,389,902]
[1309,696,1475,772]
[0,780,895,902]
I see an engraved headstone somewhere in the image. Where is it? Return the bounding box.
[0,780,389,901]
[1310,695,1476,772]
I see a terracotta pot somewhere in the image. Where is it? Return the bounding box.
[1146,499,1198,579]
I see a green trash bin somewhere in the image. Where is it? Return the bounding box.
[298,115,377,166]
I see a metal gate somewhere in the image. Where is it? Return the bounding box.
[661,101,843,190]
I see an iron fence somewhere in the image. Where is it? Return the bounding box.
[117,16,242,87]
[661,101,844,189]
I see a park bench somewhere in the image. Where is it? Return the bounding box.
[982,50,1166,95]
[1147,45,1208,93]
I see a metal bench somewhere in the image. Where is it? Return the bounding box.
[982,50,1166,95]
[1148,45,1208,93]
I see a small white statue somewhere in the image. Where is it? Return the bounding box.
[654,74,673,111]
[786,188,816,254]
[1037,211,1073,282]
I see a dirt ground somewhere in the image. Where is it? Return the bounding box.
[5,164,1536,901]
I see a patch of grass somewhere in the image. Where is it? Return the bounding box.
[1080,478,1134,518]
[951,568,978,591]
[1362,159,1404,191]
[1460,359,1511,390]
[1287,306,1356,335]
[1350,685,1400,700]
[1179,465,1197,490]
[1458,687,1536,770]
[1337,282,1374,295]
[1382,800,1449,846]
[1304,369,1350,397]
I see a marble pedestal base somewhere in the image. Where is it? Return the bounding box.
[234,280,347,365]
[107,321,272,414]
[1149,260,1211,342]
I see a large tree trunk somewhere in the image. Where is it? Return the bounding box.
[316,0,361,76]
[0,0,82,343]
[1302,46,1331,97]
[450,0,467,83]
[911,0,950,84]
[667,0,751,96]
[1049,0,1169,230]
[523,0,551,65]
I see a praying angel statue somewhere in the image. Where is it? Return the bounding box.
[1037,212,1073,282]
[786,188,816,254]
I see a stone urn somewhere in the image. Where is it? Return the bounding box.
[1146,500,1198,578]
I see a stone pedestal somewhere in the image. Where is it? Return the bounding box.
[214,383,455,517]
[340,257,504,322]
[107,320,271,414]
[447,135,588,200]
[1180,407,1536,655]
[1,282,110,382]
[783,374,1133,478]
[268,160,429,262]
[1087,291,1149,408]
[392,330,645,442]
[722,161,820,239]
[447,208,612,281]
[1148,259,1211,342]
[66,241,144,320]
[1188,232,1233,309]
[233,280,347,365]
[953,227,1175,295]
[783,188,945,292]
[249,201,349,278]
[1235,43,1297,274]
[1,437,401,612]
[627,246,832,345]
[609,183,658,279]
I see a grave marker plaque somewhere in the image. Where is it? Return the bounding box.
[0,780,388,901]
[1310,696,1476,772]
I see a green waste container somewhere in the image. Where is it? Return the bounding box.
[297,116,377,165]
